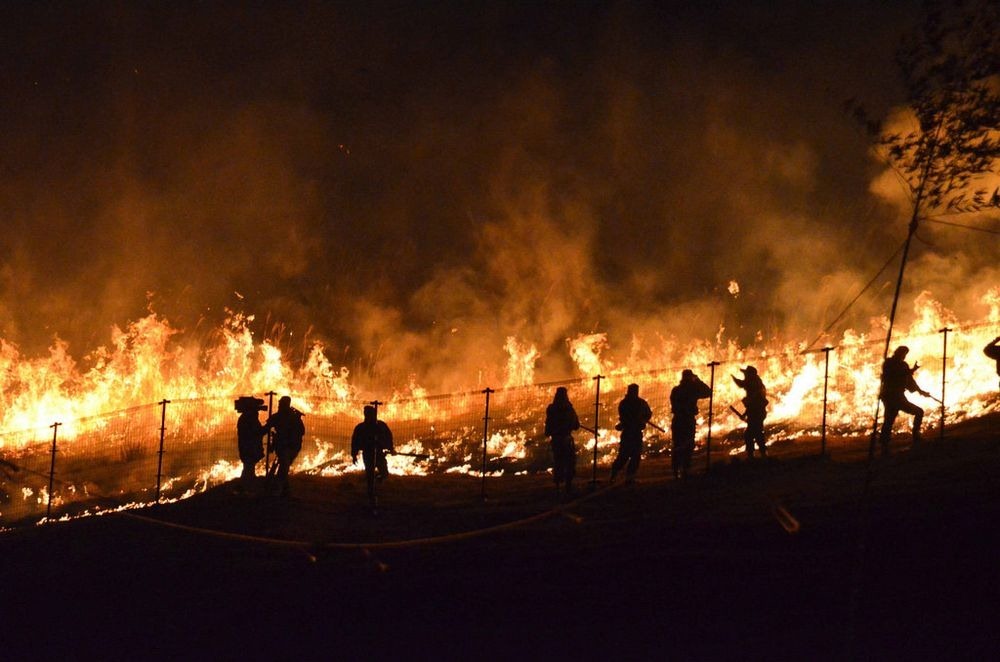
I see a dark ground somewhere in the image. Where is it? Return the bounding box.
[2,416,999,661]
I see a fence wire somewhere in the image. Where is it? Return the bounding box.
[1,320,997,528]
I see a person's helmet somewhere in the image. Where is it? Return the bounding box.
[742,366,757,375]
[626,383,639,396]
[279,395,292,408]
[681,369,694,381]
[894,346,909,357]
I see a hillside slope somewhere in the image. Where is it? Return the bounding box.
[2,415,998,660]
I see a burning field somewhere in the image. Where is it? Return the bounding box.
[1,286,998,527]
[1,1,999,529]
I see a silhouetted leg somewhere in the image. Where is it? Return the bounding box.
[551,438,565,488]
[625,438,642,479]
[376,449,389,481]
[240,460,255,490]
[362,448,376,506]
[565,443,576,493]
[898,399,924,444]
[610,447,627,482]
[276,461,289,496]
[880,405,900,454]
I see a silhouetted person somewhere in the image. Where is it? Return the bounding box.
[351,405,394,508]
[544,386,581,495]
[733,366,768,458]
[610,383,652,483]
[670,369,712,479]
[879,346,930,454]
[985,336,1000,388]
[264,395,305,497]
[234,396,267,492]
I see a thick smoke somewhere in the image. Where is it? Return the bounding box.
[2,0,995,394]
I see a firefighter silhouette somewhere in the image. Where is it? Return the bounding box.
[544,387,581,495]
[670,369,712,479]
[610,383,653,483]
[351,405,394,508]
[264,396,305,497]
[879,346,930,454]
[732,366,768,458]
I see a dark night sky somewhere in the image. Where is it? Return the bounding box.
[1,0,996,389]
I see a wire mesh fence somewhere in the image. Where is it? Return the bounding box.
[1,320,997,529]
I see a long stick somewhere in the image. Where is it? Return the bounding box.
[706,361,720,472]
[869,139,935,460]
[591,375,604,487]
[265,391,276,474]
[821,347,833,456]
[156,399,170,502]
[387,450,430,459]
[939,327,950,442]
[47,422,61,519]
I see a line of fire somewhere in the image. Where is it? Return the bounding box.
[1,289,998,526]
[2,0,999,533]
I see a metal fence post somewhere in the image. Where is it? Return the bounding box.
[265,391,276,474]
[155,399,170,502]
[47,422,61,519]
[706,361,720,472]
[939,327,950,442]
[481,387,494,500]
[821,347,833,457]
[591,374,604,487]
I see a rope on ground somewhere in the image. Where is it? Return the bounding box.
[119,480,625,551]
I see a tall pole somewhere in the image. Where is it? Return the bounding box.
[265,391,276,474]
[821,347,833,457]
[47,422,61,519]
[481,387,494,501]
[870,143,936,461]
[939,327,950,442]
[155,399,170,502]
[706,361,720,472]
[591,374,604,487]
[369,399,384,507]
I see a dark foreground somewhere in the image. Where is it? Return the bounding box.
[3,418,999,661]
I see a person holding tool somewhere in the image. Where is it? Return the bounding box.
[732,366,769,458]
[670,369,712,480]
[263,395,305,497]
[351,404,394,510]
[544,386,581,496]
[610,383,659,483]
[879,345,932,454]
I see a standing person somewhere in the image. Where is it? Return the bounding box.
[879,346,931,454]
[234,396,267,493]
[351,405,394,508]
[544,386,581,496]
[264,395,306,497]
[985,336,1000,389]
[610,383,652,483]
[669,369,712,480]
[732,366,769,458]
